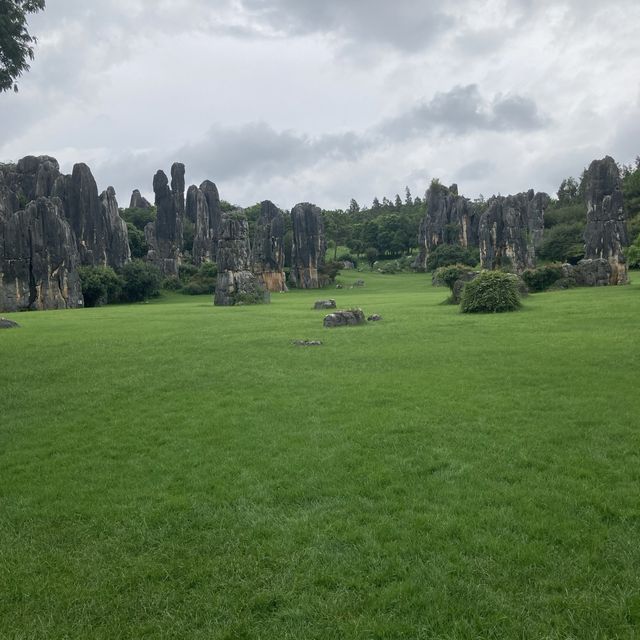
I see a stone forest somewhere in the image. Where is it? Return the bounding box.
[0,153,633,313]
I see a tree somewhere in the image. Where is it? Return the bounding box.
[404,186,413,206]
[557,177,579,206]
[371,197,381,210]
[119,260,161,302]
[0,0,45,92]
[348,198,360,214]
[394,194,402,209]
[365,247,378,270]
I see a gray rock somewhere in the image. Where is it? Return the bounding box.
[290,202,326,289]
[323,308,366,328]
[293,339,322,346]
[562,258,612,287]
[0,317,20,328]
[189,180,222,265]
[478,190,550,273]
[215,213,269,306]
[253,200,287,292]
[583,156,628,284]
[150,166,183,276]
[335,283,343,289]
[314,299,336,310]
[352,279,365,287]
[415,182,480,271]
[367,314,383,321]
[0,197,82,312]
[129,189,152,210]
[100,186,131,269]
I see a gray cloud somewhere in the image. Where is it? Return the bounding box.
[377,85,548,139]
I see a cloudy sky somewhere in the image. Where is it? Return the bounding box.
[1,0,639,210]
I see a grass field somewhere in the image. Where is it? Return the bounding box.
[1,271,639,639]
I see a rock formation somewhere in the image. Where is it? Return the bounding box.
[561,258,613,287]
[290,202,325,289]
[323,309,365,328]
[129,189,152,210]
[148,164,184,276]
[214,213,268,306]
[189,180,222,266]
[478,190,549,273]
[583,156,628,284]
[252,200,287,292]
[415,182,480,270]
[0,197,82,311]
[1,155,130,311]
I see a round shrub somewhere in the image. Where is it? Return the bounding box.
[460,271,521,313]
[119,260,161,302]
[521,264,564,292]
[78,265,122,307]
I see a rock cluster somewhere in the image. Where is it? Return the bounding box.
[129,189,152,210]
[314,299,336,310]
[146,163,184,276]
[188,180,222,266]
[561,258,613,287]
[583,156,628,284]
[416,182,480,271]
[0,155,129,311]
[252,200,287,292]
[478,190,549,273]
[215,213,268,306]
[290,203,325,289]
[323,308,365,328]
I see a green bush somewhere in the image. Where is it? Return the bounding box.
[126,223,148,259]
[337,252,358,267]
[378,261,400,274]
[538,223,584,263]
[521,264,564,292]
[180,261,217,295]
[433,264,475,290]
[426,244,479,271]
[78,266,122,307]
[162,276,183,291]
[319,261,342,285]
[119,260,161,302]
[460,271,521,313]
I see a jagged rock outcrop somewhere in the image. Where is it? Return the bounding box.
[52,163,130,269]
[100,187,131,269]
[561,258,612,287]
[189,180,222,265]
[583,156,628,284]
[252,200,287,292]
[290,202,325,289]
[149,164,184,276]
[415,182,480,270]
[215,213,268,306]
[323,309,365,328]
[129,189,152,210]
[478,190,550,273]
[0,197,82,311]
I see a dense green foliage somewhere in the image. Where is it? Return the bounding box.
[460,270,521,313]
[433,263,475,291]
[78,265,122,307]
[521,264,565,292]
[538,222,584,263]
[125,222,148,259]
[119,260,161,302]
[0,0,45,92]
[426,243,479,271]
[1,272,639,638]
[180,261,218,295]
[120,206,156,231]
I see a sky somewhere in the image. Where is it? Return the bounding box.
[1,0,639,211]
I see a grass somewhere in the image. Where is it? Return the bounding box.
[1,271,639,639]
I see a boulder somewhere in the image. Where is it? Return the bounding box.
[323,309,366,328]
[252,200,287,292]
[0,317,20,329]
[478,190,550,273]
[215,213,269,306]
[293,339,322,346]
[129,189,152,210]
[314,299,336,310]
[562,258,612,287]
[0,197,82,312]
[367,314,383,322]
[290,202,326,289]
[583,156,628,284]
[352,279,365,287]
[415,182,480,271]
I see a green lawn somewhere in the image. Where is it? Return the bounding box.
[1,272,639,639]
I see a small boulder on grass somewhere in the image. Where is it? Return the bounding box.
[313,299,336,310]
[460,271,521,313]
[0,317,20,329]
[323,309,366,328]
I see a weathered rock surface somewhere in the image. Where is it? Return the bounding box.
[150,165,184,276]
[253,200,287,292]
[314,299,336,310]
[478,190,550,273]
[367,314,383,322]
[189,180,222,266]
[0,197,82,311]
[323,309,366,328]
[451,272,480,304]
[293,339,322,346]
[215,213,269,306]
[129,189,152,210]
[416,182,480,271]
[562,258,612,287]
[52,163,130,269]
[290,203,325,289]
[583,156,628,284]
[0,317,20,328]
